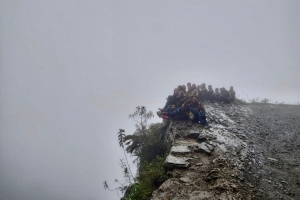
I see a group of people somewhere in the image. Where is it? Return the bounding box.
[157,83,236,127]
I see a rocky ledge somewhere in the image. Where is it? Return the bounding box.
[152,102,300,200]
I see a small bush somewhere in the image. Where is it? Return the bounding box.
[235,98,247,104]
[250,97,260,103]
[260,98,270,103]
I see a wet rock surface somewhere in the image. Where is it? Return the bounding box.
[153,102,300,200]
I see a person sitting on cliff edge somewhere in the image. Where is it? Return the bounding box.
[213,88,221,102]
[159,90,189,120]
[229,86,236,102]
[207,85,214,102]
[157,94,174,118]
[182,96,209,128]
[220,87,231,103]
[158,85,184,112]
[201,83,208,101]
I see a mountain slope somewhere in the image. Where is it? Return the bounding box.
[152,102,300,200]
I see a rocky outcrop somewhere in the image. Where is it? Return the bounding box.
[152,102,300,200]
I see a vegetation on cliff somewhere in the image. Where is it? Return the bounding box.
[104,106,169,200]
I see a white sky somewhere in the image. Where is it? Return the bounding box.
[1,1,300,200]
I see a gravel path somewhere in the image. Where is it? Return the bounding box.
[245,103,300,199]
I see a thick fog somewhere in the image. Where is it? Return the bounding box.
[1,1,299,200]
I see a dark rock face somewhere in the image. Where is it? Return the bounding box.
[152,102,300,200]
[187,130,201,139]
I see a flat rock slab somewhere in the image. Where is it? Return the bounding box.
[179,176,192,183]
[268,157,278,163]
[171,145,191,155]
[164,155,190,168]
[175,140,197,146]
[193,143,212,155]
[174,141,214,155]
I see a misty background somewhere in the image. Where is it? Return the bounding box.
[1,1,300,199]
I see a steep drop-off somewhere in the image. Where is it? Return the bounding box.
[152,102,300,200]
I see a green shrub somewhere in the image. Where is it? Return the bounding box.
[123,122,169,199]
[138,123,168,168]
[123,156,167,200]
[107,107,170,200]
